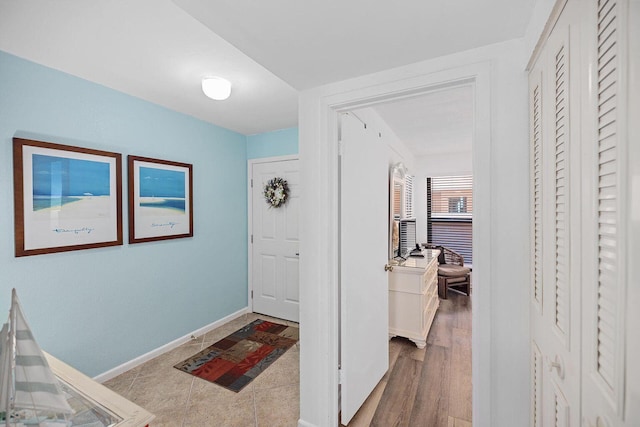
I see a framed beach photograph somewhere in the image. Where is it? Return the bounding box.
[13,138,123,257]
[128,156,193,244]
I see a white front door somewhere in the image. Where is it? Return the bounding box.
[251,158,300,322]
[339,112,389,424]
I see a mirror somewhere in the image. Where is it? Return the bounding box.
[389,163,406,259]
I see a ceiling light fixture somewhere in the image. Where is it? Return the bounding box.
[201,76,232,100]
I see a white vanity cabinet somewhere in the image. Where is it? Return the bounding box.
[388,249,439,348]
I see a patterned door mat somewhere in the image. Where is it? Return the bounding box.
[174,319,299,392]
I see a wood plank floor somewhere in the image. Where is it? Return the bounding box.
[342,292,472,427]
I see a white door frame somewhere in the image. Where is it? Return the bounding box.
[247,154,299,314]
[298,61,492,427]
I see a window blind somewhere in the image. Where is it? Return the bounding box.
[427,175,473,265]
[399,219,417,256]
[404,175,414,218]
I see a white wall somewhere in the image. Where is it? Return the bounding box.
[0,51,249,377]
[299,37,529,427]
[524,0,559,62]
[414,151,472,177]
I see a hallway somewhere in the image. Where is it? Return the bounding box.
[103,293,471,426]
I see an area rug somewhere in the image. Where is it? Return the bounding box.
[174,319,299,392]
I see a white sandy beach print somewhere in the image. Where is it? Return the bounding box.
[31,154,112,220]
[132,161,191,240]
[23,151,118,250]
[138,167,186,217]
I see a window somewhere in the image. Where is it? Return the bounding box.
[392,174,414,219]
[448,196,467,214]
[427,175,473,265]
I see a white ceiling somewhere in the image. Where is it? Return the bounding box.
[175,0,535,90]
[371,85,474,156]
[0,0,536,137]
[0,0,299,135]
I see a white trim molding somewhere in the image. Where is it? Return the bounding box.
[93,307,250,383]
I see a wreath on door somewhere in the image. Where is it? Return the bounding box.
[263,177,289,208]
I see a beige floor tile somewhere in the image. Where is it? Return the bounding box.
[254,382,299,427]
[126,367,193,411]
[102,368,138,396]
[150,406,190,426]
[103,312,300,427]
[183,378,256,427]
[250,345,299,391]
[137,342,203,378]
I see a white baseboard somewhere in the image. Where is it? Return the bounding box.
[297,420,317,427]
[93,307,250,383]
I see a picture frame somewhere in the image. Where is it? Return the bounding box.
[13,138,123,257]
[128,155,193,244]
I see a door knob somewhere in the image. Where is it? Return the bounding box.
[545,354,564,379]
[384,264,394,272]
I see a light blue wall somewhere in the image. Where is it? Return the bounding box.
[247,127,298,159]
[0,51,248,376]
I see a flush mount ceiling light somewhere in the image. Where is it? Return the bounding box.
[201,76,232,100]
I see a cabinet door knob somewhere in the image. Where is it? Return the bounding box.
[384,264,394,272]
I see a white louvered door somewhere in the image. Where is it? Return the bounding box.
[529,66,544,427]
[529,1,582,425]
[529,0,638,425]
[581,0,636,425]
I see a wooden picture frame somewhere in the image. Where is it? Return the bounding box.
[128,155,193,244]
[13,138,123,257]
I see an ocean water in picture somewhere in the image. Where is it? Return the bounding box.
[32,196,83,211]
[139,198,186,211]
[32,154,110,212]
[138,166,186,214]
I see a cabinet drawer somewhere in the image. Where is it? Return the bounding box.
[422,267,438,293]
[389,271,424,294]
[424,258,438,278]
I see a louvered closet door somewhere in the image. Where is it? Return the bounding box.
[529,66,544,427]
[529,1,582,425]
[581,0,634,425]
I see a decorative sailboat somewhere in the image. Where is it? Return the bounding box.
[0,289,73,426]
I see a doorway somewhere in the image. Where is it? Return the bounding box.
[298,61,492,426]
[340,86,474,424]
[248,155,300,322]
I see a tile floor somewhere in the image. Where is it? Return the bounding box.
[103,313,300,427]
